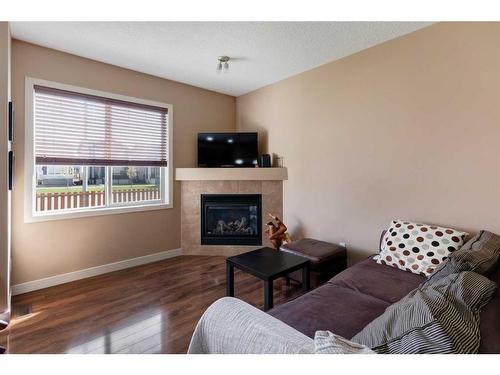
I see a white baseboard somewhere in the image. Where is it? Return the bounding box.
[12,248,181,296]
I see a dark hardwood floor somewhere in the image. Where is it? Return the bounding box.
[0,255,304,354]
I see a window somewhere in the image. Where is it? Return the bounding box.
[25,78,173,222]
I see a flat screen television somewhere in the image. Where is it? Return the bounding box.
[198,132,258,168]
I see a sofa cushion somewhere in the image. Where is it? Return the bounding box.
[268,282,391,340]
[377,219,468,277]
[329,257,424,304]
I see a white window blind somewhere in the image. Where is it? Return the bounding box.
[34,85,168,166]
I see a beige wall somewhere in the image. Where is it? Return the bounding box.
[0,23,11,322]
[237,22,500,264]
[12,40,235,285]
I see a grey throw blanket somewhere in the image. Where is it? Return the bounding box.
[353,271,497,353]
[188,297,314,354]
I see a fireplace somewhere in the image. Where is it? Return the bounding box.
[201,194,262,246]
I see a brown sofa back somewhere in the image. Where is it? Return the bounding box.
[479,263,500,353]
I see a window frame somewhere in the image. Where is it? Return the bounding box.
[24,77,174,223]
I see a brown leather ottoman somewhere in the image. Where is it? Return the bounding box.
[280,238,347,288]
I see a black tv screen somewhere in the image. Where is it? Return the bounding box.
[198,132,258,167]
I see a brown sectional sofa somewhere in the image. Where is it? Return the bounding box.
[269,256,500,353]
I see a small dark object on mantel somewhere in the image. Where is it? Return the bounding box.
[260,154,272,167]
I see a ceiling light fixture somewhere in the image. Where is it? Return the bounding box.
[216,56,230,73]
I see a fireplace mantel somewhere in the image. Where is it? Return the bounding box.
[175,167,287,181]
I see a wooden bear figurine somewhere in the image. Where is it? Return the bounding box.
[265,213,291,250]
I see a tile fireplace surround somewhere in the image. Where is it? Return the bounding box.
[177,168,287,256]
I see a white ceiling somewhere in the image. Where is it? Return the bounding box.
[10,22,433,96]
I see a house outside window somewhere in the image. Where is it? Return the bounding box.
[24,78,173,222]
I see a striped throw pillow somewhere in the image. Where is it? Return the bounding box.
[428,230,500,283]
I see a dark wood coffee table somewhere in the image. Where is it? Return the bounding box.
[226,247,310,311]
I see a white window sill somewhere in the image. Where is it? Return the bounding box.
[25,202,173,223]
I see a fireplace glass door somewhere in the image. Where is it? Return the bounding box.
[201,194,262,246]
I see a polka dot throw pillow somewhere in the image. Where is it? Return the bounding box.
[377,220,468,277]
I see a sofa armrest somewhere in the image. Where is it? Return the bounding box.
[187,297,314,354]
